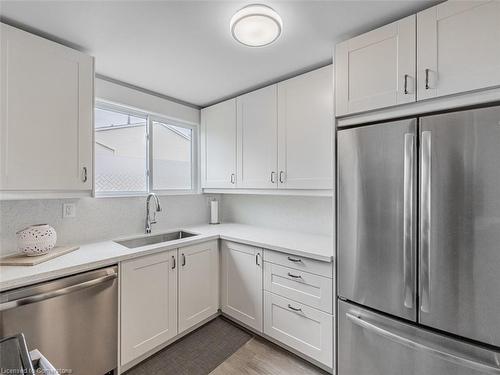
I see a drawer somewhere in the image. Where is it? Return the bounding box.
[264,262,332,313]
[264,249,333,278]
[264,291,333,368]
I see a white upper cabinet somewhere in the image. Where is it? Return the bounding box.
[201,99,237,188]
[277,66,333,190]
[221,241,263,332]
[120,251,178,366]
[335,15,416,116]
[237,85,278,189]
[0,23,94,194]
[417,1,500,101]
[178,240,219,333]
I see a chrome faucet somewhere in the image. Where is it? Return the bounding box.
[145,193,162,234]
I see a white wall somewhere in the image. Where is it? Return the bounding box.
[221,195,333,236]
[0,195,212,255]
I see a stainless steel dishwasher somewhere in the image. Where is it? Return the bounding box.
[0,266,118,375]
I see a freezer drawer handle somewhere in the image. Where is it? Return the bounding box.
[0,271,117,311]
[346,312,500,374]
[403,133,415,309]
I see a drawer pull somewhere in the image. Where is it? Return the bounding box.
[287,304,302,312]
[287,257,302,263]
[287,272,302,279]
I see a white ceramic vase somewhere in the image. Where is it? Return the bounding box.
[16,224,57,256]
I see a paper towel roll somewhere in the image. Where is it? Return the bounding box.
[210,200,220,224]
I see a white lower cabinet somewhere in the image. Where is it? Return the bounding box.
[120,250,178,366]
[221,241,263,331]
[178,240,219,333]
[264,291,333,368]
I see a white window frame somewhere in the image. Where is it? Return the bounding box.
[94,100,199,197]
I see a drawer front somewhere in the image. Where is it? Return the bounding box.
[264,262,332,313]
[264,249,333,278]
[264,291,333,368]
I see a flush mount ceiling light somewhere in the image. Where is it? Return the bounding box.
[230,4,283,47]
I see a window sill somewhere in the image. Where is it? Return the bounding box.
[94,190,202,199]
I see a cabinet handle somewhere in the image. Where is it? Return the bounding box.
[287,256,302,263]
[230,173,236,184]
[404,74,409,95]
[172,255,176,270]
[287,304,302,313]
[182,253,186,267]
[425,69,430,90]
[270,171,276,184]
[287,272,302,279]
[279,171,285,184]
[82,167,88,183]
[255,253,261,266]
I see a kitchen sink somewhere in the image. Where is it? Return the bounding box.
[115,231,198,249]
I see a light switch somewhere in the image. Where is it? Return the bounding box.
[63,203,76,218]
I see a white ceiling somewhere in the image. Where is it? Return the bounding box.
[0,0,438,107]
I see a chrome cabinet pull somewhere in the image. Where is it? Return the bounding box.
[287,256,302,263]
[287,304,302,312]
[403,133,415,309]
[255,253,261,266]
[420,131,432,313]
[172,255,176,270]
[82,167,88,183]
[230,173,236,184]
[279,171,285,183]
[425,69,430,90]
[271,171,277,184]
[346,312,500,374]
[287,272,302,279]
[182,253,186,267]
[404,74,409,95]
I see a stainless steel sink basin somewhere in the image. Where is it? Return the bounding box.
[115,231,198,249]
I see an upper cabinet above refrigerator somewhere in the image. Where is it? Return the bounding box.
[335,15,416,116]
[335,0,500,117]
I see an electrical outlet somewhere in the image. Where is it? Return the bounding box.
[63,203,76,218]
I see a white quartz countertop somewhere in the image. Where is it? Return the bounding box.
[0,223,333,291]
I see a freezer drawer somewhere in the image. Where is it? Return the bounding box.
[338,119,417,321]
[419,105,500,347]
[338,300,500,375]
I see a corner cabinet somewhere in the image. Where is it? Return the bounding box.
[178,240,219,333]
[335,15,416,116]
[120,251,178,366]
[0,23,94,197]
[277,66,333,189]
[201,99,237,188]
[221,241,263,332]
[417,1,500,101]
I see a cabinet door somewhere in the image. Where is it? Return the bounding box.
[221,241,263,331]
[178,240,219,333]
[237,85,278,188]
[417,1,500,101]
[0,23,93,191]
[335,15,416,116]
[120,251,177,366]
[201,99,237,188]
[277,66,333,189]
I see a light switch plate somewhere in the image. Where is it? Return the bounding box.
[63,203,76,218]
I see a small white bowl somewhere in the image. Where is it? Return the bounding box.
[16,224,57,256]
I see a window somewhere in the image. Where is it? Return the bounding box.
[94,102,197,196]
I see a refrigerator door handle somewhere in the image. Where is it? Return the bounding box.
[403,133,415,309]
[420,130,432,313]
[346,312,500,374]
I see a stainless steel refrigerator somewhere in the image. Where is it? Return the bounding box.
[337,105,500,374]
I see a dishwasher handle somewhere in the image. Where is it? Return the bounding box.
[0,270,117,311]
